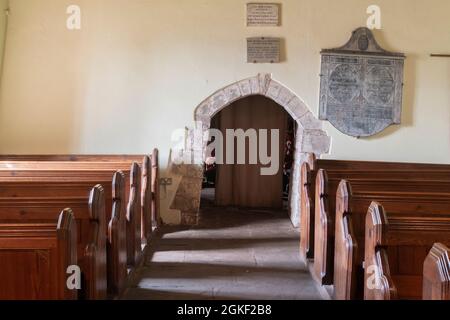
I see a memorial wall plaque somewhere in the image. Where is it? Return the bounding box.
[247,37,280,63]
[319,27,406,137]
[247,3,281,26]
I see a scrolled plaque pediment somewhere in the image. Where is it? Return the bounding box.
[319,27,406,137]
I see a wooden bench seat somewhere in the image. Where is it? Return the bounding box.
[364,203,450,300]
[0,152,160,300]
[0,149,161,230]
[312,169,450,286]
[334,181,450,300]
[0,154,158,239]
[0,177,124,298]
[0,209,77,300]
[300,154,450,262]
[0,163,143,268]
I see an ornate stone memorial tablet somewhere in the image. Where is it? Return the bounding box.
[247,3,281,26]
[319,27,405,137]
[247,37,280,63]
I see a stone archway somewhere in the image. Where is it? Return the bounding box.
[170,73,331,227]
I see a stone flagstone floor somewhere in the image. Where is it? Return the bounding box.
[122,198,324,300]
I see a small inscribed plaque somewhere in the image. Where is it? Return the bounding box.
[247,37,280,63]
[247,3,280,26]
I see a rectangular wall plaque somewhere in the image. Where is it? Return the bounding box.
[247,37,280,63]
[247,3,280,26]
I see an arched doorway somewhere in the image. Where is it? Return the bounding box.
[202,95,295,211]
[170,73,331,227]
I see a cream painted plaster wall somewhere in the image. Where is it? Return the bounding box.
[0,0,449,223]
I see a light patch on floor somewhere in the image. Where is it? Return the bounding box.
[122,205,324,300]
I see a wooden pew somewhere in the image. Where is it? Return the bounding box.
[334,180,450,300]
[0,184,107,300]
[0,209,77,300]
[364,202,450,300]
[313,169,450,286]
[0,148,161,229]
[0,175,123,298]
[0,162,144,268]
[423,243,450,300]
[299,154,450,262]
[0,150,161,237]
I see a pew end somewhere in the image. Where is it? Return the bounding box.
[334,180,358,300]
[85,185,108,300]
[300,162,314,262]
[305,153,317,171]
[126,162,143,267]
[423,243,450,300]
[313,169,334,285]
[364,202,398,300]
[108,171,128,297]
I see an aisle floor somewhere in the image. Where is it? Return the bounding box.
[123,203,324,300]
